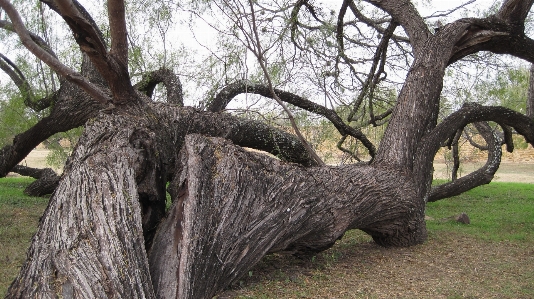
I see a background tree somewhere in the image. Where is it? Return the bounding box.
[1,0,534,298]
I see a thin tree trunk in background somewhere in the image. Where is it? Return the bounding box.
[527,63,534,118]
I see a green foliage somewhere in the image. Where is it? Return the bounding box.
[45,126,84,169]
[0,93,40,147]
[478,67,530,112]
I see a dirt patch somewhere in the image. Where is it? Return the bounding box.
[7,149,61,177]
[434,162,534,183]
[219,231,534,298]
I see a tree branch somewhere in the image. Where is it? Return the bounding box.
[428,122,502,202]
[134,68,183,106]
[51,0,135,104]
[0,0,111,104]
[413,103,534,201]
[363,0,430,58]
[207,80,377,158]
[107,0,128,66]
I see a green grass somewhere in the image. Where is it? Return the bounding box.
[0,177,48,297]
[426,182,534,242]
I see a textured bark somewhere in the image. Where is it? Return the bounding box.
[7,112,161,298]
[148,134,426,299]
[0,80,103,178]
[11,165,60,196]
[5,1,534,298]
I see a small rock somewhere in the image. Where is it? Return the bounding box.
[456,212,470,224]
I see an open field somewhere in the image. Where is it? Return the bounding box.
[10,149,534,183]
[1,151,534,298]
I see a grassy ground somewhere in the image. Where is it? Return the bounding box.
[1,178,533,298]
[0,177,48,296]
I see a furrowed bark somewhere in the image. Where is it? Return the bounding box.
[148,134,426,298]
[7,113,160,298]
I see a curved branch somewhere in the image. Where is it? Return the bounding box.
[157,105,319,167]
[11,165,60,196]
[134,68,183,106]
[463,128,488,150]
[0,0,111,104]
[347,1,409,43]
[0,84,104,178]
[428,122,501,202]
[0,53,56,111]
[0,53,33,99]
[207,80,377,158]
[414,103,534,201]
[447,0,534,65]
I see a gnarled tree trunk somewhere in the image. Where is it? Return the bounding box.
[149,134,426,299]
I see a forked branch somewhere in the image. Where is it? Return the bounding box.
[0,0,111,104]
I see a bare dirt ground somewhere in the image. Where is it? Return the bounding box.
[218,231,534,299]
[12,149,534,183]
[433,162,534,183]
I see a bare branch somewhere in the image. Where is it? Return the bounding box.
[52,0,135,104]
[208,80,377,158]
[107,0,128,66]
[428,122,502,202]
[246,0,325,166]
[0,0,111,104]
[363,0,431,57]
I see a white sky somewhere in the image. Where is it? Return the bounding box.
[0,0,513,105]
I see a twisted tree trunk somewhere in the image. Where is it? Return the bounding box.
[149,134,426,299]
[7,103,427,298]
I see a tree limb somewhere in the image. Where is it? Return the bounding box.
[0,53,57,111]
[363,0,431,58]
[0,0,111,104]
[428,122,501,202]
[11,165,60,196]
[414,103,534,201]
[50,0,135,104]
[134,68,183,106]
[207,80,377,158]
